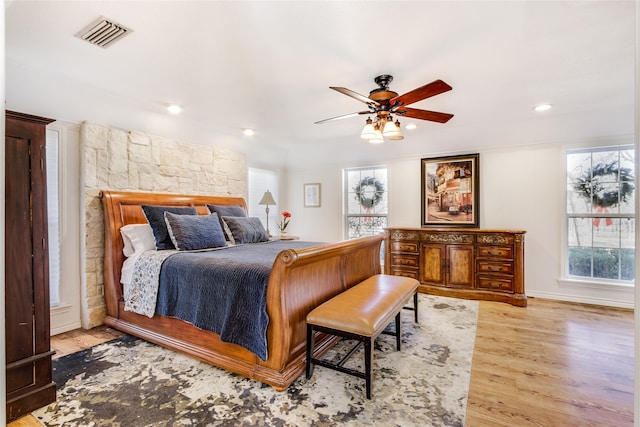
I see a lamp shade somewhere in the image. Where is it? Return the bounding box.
[369,125,384,144]
[387,119,404,140]
[259,190,277,206]
[382,119,400,137]
[360,117,376,139]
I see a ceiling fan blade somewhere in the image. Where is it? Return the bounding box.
[314,111,370,124]
[396,107,454,123]
[330,87,380,106]
[391,80,452,107]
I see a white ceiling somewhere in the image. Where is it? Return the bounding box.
[5,1,637,168]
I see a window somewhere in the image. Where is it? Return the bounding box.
[344,167,388,239]
[566,146,635,282]
[248,168,279,235]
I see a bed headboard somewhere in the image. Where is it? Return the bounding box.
[100,190,248,318]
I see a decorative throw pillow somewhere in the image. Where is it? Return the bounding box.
[221,216,269,244]
[120,223,156,257]
[164,211,227,251]
[207,204,247,240]
[141,205,198,250]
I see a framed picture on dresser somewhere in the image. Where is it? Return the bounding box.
[421,153,479,227]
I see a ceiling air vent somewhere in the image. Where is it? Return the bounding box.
[76,16,132,48]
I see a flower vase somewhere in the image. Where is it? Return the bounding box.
[280,230,287,237]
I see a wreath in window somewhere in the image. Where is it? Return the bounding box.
[354,176,385,209]
[572,160,634,208]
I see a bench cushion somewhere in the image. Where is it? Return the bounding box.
[307,274,419,336]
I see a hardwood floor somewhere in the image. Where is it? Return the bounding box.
[466,297,634,427]
[9,298,634,427]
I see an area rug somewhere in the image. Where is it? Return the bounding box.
[33,294,478,427]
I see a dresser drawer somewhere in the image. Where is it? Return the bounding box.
[389,268,419,280]
[477,276,514,292]
[390,241,419,254]
[477,245,513,260]
[477,261,514,275]
[391,254,419,268]
[389,230,421,241]
[476,234,515,245]
[423,233,475,245]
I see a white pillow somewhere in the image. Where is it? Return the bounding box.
[120,224,156,257]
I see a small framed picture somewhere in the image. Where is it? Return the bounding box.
[421,153,479,227]
[304,183,321,207]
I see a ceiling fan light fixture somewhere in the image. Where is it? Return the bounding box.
[382,117,401,137]
[360,117,376,139]
[388,120,404,140]
[369,124,384,144]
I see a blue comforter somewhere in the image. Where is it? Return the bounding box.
[155,240,319,360]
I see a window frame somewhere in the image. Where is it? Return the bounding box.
[561,144,635,288]
[343,165,388,240]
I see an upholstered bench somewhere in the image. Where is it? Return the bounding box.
[305,274,419,399]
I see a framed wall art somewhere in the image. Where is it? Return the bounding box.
[304,183,321,207]
[421,153,479,227]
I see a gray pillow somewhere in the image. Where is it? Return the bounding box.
[141,205,197,250]
[164,211,227,251]
[207,204,247,240]
[221,216,269,244]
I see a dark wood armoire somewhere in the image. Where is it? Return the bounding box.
[5,111,56,421]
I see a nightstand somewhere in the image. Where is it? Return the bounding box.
[278,236,299,241]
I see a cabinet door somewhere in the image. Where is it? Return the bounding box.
[420,244,445,286]
[5,134,35,390]
[446,244,475,288]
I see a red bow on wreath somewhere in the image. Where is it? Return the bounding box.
[593,206,613,227]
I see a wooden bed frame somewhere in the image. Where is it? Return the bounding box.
[100,190,384,391]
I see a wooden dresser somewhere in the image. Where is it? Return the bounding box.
[385,228,526,307]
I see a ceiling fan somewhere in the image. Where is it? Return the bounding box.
[315,74,454,142]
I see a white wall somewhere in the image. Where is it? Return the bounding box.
[289,142,635,308]
[285,166,344,243]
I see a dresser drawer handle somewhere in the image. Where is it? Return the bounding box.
[489,266,502,272]
[487,250,504,256]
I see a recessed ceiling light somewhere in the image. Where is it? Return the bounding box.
[166,104,182,114]
[405,123,417,130]
[533,104,552,112]
[243,129,255,136]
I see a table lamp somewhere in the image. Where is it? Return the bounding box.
[258,190,277,237]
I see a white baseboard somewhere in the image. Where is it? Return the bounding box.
[51,321,83,336]
[527,290,634,309]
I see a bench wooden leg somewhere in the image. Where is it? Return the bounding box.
[395,311,401,351]
[402,291,419,324]
[364,337,372,399]
[306,324,315,379]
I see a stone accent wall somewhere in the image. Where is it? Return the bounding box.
[82,122,247,328]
